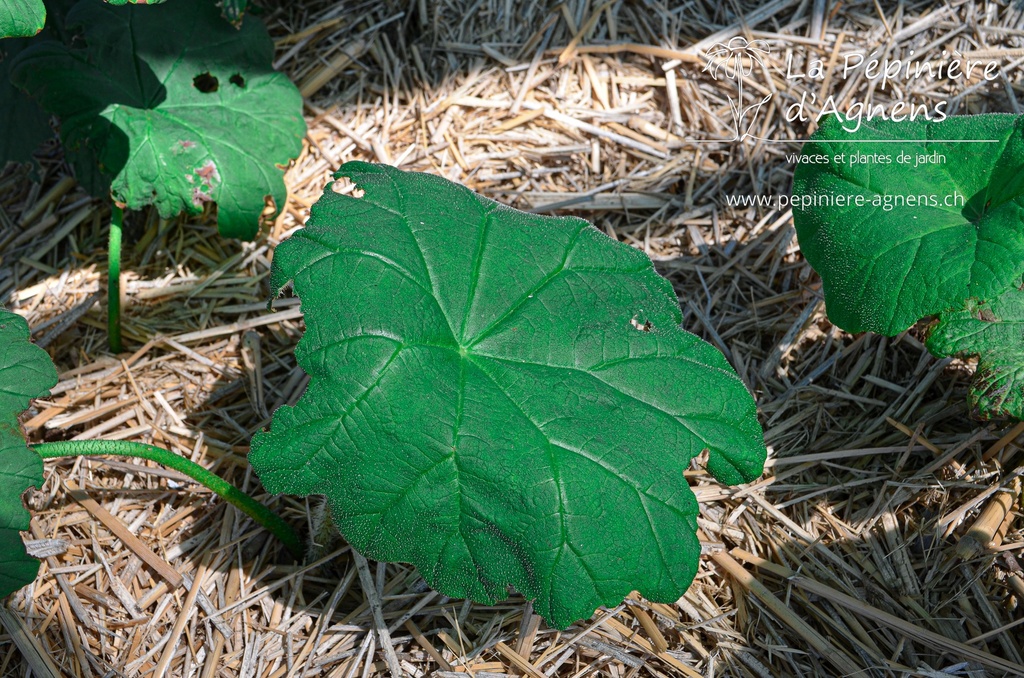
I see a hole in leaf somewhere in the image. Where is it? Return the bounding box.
[331,177,363,197]
[229,73,246,88]
[630,315,652,332]
[193,72,219,93]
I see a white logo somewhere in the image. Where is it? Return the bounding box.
[703,37,773,141]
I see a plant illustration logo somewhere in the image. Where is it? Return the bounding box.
[703,37,773,141]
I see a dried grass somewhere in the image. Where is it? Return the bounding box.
[2,0,1024,676]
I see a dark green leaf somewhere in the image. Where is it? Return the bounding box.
[0,308,58,598]
[1,38,53,168]
[0,0,44,38]
[927,286,1024,419]
[250,163,766,629]
[792,114,1024,335]
[11,0,304,239]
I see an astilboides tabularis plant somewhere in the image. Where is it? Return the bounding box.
[793,113,1024,421]
[247,162,767,628]
[1,0,305,351]
[2,162,767,631]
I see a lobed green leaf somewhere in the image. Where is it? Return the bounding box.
[0,308,58,598]
[793,114,1024,419]
[793,114,1024,336]
[10,0,304,239]
[250,163,766,629]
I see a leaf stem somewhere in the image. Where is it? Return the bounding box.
[34,440,303,559]
[108,205,123,353]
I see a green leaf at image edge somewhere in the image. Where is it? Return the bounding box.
[793,113,1024,419]
[792,114,1024,336]
[927,286,1024,420]
[250,162,766,629]
[0,0,45,38]
[10,0,304,240]
[0,308,58,598]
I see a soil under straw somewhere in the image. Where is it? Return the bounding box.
[2,0,1023,676]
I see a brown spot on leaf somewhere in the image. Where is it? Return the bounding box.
[973,306,998,323]
[196,161,220,183]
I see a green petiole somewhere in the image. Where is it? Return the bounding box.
[107,204,123,354]
[34,439,303,559]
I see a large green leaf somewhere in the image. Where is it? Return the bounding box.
[0,38,53,167]
[793,114,1024,419]
[0,0,44,38]
[249,163,766,629]
[0,308,58,598]
[792,114,1024,336]
[927,286,1024,420]
[11,0,304,239]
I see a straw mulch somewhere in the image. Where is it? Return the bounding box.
[2,0,1024,675]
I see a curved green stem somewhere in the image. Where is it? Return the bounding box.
[108,205,123,353]
[34,440,303,559]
